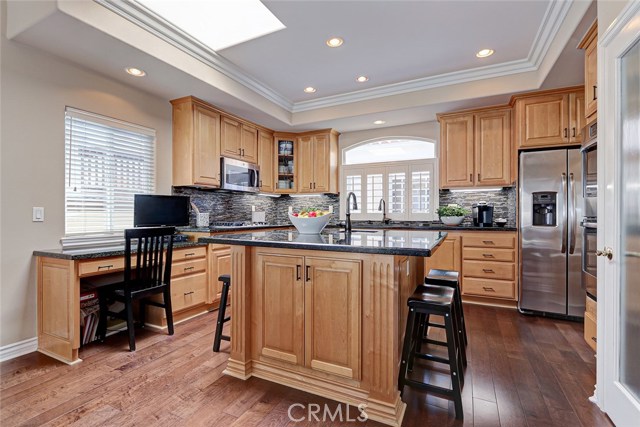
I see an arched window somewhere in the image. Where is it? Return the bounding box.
[341,138,438,221]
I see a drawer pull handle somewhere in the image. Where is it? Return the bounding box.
[184,252,196,257]
[483,269,495,273]
[482,240,494,245]
[98,265,114,270]
[482,254,494,258]
[184,291,195,296]
[482,287,495,292]
[184,266,194,271]
[592,337,597,343]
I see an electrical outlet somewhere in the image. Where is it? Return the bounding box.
[33,207,44,222]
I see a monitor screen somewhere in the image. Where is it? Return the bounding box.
[133,195,190,227]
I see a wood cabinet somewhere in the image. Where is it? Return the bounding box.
[297,130,339,193]
[221,117,258,163]
[257,130,275,193]
[254,252,361,379]
[171,97,221,187]
[461,232,517,301]
[209,244,231,304]
[584,295,597,351]
[274,134,297,193]
[579,21,598,122]
[439,108,511,188]
[513,87,584,149]
[424,232,461,274]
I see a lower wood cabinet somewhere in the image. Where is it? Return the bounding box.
[424,231,519,304]
[584,295,597,351]
[254,252,361,379]
[209,244,231,303]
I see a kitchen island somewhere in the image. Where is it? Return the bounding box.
[199,229,446,426]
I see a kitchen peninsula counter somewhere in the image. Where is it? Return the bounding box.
[198,229,446,426]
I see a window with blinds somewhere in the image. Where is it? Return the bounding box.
[64,108,155,237]
[341,138,438,221]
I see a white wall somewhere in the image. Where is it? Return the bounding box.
[339,121,439,151]
[598,0,629,36]
[0,9,173,347]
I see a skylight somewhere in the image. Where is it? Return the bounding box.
[136,0,286,51]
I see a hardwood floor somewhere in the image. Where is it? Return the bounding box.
[1,304,612,426]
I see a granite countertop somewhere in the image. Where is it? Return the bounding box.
[339,221,517,232]
[178,224,293,233]
[199,229,447,257]
[33,241,207,260]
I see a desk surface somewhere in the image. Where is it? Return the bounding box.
[33,242,206,260]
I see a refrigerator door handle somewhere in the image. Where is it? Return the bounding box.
[569,173,577,254]
[561,173,567,254]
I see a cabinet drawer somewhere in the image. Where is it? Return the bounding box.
[172,258,207,278]
[463,234,515,249]
[463,278,516,299]
[171,272,208,311]
[464,260,515,280]
[584,311,597,351]
[78,257,134,277]
[463,248,515,262]
[173,246,206,261]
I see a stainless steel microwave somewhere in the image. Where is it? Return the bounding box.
[221,157,260,192]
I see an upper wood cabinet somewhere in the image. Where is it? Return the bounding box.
[257,130,275,193]
[579,21,598,122]
[171,97,221,188]
[439,108,511,188]
[220,116,258,163]
[513,87,584,149]
[297,130,339,193]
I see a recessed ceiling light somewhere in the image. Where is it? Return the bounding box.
[125,67,146,77]
[356,76,369,83]
[373,120,386,125]
[304,87,317,93]
[476,49,495,58]
[326,37,344,48]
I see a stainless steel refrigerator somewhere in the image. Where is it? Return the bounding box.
[519,149,585,318]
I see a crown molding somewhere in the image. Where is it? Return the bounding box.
[95,0,573,114]
[95,0,293,111]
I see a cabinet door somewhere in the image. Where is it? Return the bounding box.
[585,35,598,119]
[424,233,461,274]
[475,109,511,186]
[256,254,305,365]
[517,94,569,148]
[311,134,330,192]
[209,245,231,303]
[221,116,242,159]
[569,91,585,144]
[241,124,258,163]
[440,115,474,188]
[305,257,361,380]
[258,130,275,192]
[193,106,221,186]
[297,135,314,193]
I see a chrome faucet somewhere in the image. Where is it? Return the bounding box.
[378,198,390,224]
[345,192,358,232]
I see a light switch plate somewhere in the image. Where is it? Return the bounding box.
[33,207,44,222]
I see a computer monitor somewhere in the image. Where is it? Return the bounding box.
[133,195,190,227]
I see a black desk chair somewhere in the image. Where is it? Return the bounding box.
[82,226,176,351]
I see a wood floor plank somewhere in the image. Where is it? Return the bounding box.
[0,305,612,427]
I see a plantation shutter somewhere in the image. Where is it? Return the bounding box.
[64,107,155,236]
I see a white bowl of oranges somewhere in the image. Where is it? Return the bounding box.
[289,208,332,234]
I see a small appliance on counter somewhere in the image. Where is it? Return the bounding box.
[472,202,494,227]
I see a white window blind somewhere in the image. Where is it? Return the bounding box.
[65,108,155,236]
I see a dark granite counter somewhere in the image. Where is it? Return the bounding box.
[178,224,293,233]
[33,241,207,260]
[335,221,517,232]
[199,229,447,257]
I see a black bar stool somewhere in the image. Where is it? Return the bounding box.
[398,284,464,420]
[212,274,231,352]
[425,269,467,348]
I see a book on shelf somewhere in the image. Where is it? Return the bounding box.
[80,290,100,345]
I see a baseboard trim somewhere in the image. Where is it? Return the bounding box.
[0,337,38,362]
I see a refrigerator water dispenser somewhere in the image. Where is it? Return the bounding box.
[532,192,557,226]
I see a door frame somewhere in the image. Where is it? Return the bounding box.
[598,1,640,423]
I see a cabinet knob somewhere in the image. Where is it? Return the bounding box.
[564,128,568,138]
[593,85,597,101]
[572,127,576,138]
[470,173,473,182]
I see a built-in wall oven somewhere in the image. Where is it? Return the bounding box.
[580,121,597,299]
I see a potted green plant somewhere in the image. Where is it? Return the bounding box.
[437,204,470,226]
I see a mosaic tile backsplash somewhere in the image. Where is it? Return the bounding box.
[173,186,516,228]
